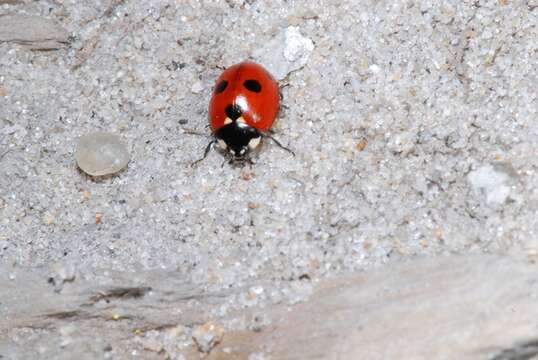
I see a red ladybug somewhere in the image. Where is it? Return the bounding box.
[195,61,292,163]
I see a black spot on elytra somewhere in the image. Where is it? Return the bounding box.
[243,79,262,93]
[215,80,228,94]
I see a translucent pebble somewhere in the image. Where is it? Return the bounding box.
[75,132,130,176]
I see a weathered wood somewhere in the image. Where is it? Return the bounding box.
[207,255,538,360]
[2,255,537,359]
[0,266,226,358]
[0,15,69,50]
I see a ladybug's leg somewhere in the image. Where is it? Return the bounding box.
[279,84,290,112]
[262,133,295,156]
[191,140,216,167]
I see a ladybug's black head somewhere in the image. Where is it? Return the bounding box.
[215,120,262,159]
[214,104,262,159]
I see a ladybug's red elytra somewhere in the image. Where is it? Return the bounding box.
[194,61,293,164]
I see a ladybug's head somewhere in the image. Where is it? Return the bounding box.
[214,104,262,159]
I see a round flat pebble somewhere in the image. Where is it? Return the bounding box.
[75,132,130,176]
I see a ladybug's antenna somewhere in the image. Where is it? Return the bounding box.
[262,134,295,156]
[191,140,216,167]
[182,128,211,137]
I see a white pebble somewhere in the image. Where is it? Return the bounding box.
[468,164,512,205]
[253,26,314,80]
[192,321,224,353]
[284,26,315,63]
[191,80,204,94]
[369,64,381,74]
[75,132,130,176]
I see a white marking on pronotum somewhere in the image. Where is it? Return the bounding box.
[248,136,261,150]
[236,116,246,124]
[224,117,233,125]
[217,139,227,150]
[235,96,248,114]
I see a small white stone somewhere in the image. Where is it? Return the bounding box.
[468,164,512,205]
[48,261,77,292]
[191,81,204,94]
[75,132,130,176]
[369,64,381,74]
[283,27,315,63]
[253,26,314,80]
[192,321,224,353]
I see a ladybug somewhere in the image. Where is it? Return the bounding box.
[194,61,293,164]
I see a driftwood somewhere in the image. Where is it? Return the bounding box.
[0,266,229,358]
[206,255,538,360]
[0,15,69,50]
[1,255,537,359]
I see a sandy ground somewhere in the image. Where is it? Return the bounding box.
[1,0,537,358]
